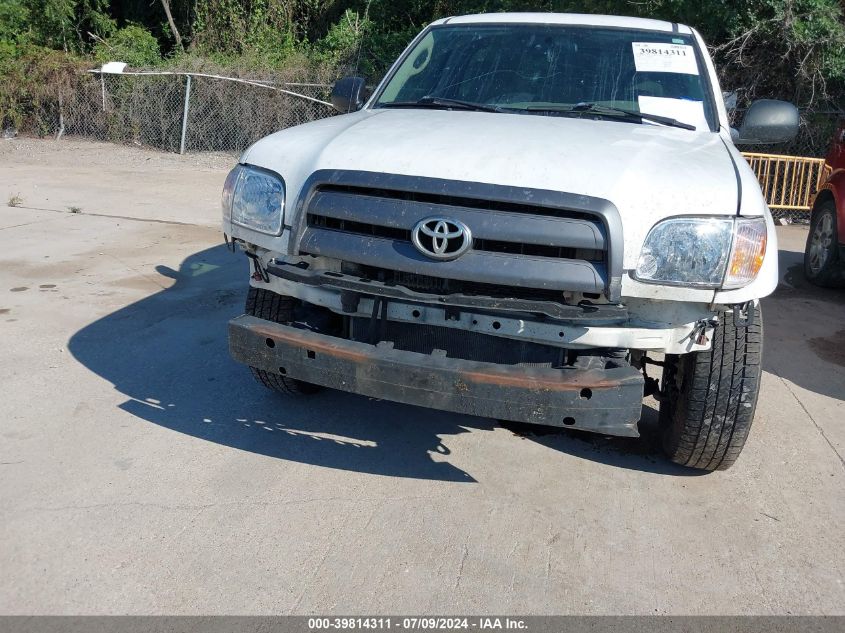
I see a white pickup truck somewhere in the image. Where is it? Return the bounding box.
[222,13,798,470]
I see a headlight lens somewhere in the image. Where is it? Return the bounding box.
[222,164,285,235]
[635,216,767,289]
[635,217,734,287]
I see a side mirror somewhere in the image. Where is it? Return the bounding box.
[737,99,799,145]
[331,77,367,113]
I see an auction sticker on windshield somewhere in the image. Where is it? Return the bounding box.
[632,42,698,75]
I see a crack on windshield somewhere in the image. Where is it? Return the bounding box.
[435,68,571,97]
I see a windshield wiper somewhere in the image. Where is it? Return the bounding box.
[526,102,696,130]
[381,96,504,113]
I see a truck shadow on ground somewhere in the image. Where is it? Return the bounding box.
[761,248,845,402]
[67,244,791,483]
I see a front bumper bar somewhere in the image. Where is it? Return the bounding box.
[229,315,644,437]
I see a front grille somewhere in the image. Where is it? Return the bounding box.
[309,214,410,241]
[316,184,594,220]
[307,214,603,261]
[295,170,622,302]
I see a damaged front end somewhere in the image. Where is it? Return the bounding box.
[229,311,645,436]
[226,170,716,437]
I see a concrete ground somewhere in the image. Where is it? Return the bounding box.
[0,138,843,615]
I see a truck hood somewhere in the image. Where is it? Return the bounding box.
[244,108,741,220]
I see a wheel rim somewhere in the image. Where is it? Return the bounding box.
[808,212,834,274]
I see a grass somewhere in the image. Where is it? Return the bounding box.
[7,193,23,207]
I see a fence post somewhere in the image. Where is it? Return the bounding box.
[56,93,65,141]
[179,74,192,155]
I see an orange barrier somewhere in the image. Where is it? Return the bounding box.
[742,152,830,212]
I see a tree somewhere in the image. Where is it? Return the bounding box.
[22,0,114,51]
[159,0,184,52]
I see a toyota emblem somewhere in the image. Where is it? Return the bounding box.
[411,217,472,260]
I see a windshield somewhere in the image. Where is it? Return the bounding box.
[375,24,716,131]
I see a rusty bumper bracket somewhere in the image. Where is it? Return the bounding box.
[229,315,644,437]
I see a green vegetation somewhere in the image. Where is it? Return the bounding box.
[93,24,162,67]
[1,0,843,135]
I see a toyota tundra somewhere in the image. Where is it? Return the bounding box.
[222,13,799,470]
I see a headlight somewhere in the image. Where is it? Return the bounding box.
[634,216,767,289]
[221,164,285,235]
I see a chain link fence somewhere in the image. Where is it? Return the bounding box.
[47,71,841,155]
[34,71,843,160]
[50,70,335,154]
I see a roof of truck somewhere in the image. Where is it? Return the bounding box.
[430,13,693,35]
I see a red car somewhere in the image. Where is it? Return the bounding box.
[806,120,845,285]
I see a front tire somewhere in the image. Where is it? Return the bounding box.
[804,202,843,287]
[659,307,763,471]
[244,287,321,396]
